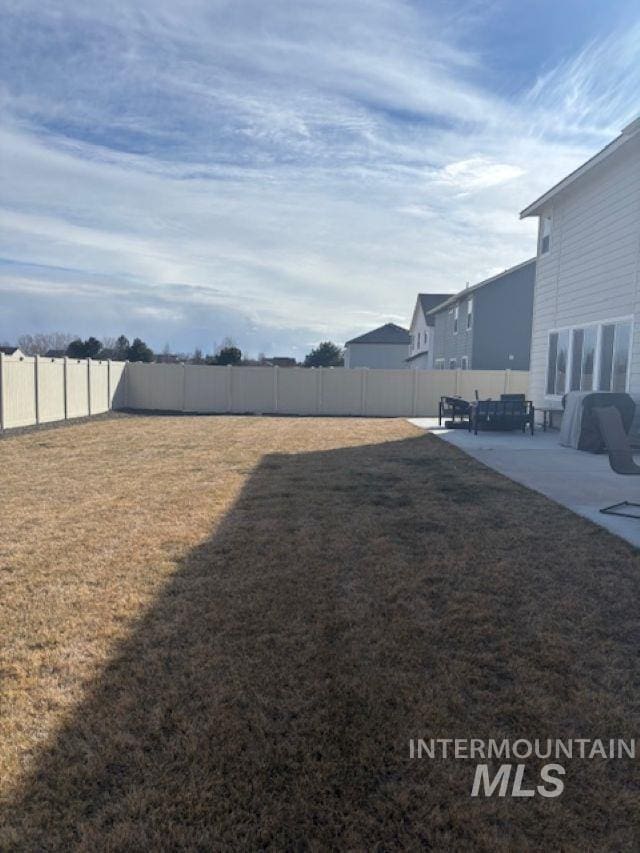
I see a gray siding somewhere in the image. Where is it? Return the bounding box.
[433,302,473,367]
[432,261,535,369]
[472,262,535,370]
[344,342,410,369]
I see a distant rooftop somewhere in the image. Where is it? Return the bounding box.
[345,323,410,346]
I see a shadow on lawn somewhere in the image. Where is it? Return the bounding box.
[4,435,640,849]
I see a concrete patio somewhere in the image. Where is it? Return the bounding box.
[409,419,640,549]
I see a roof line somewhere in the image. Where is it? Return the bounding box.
[424,257,536,315]
[520,118,640,219]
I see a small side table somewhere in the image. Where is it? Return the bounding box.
[539,407,562,432]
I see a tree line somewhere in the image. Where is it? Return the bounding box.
[13,332,345,367]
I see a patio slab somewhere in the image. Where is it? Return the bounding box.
[408,418,640,549]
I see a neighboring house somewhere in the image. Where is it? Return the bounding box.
[265,357,297,367]
[427,259,536,371]
[521,117,640,415]
[406,293,451,368]
[0,346,24,358]
[344,323,410,369]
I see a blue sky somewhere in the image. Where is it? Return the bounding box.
[1,0,640,357]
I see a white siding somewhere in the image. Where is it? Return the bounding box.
[408,307,432,366]
[529,134,640,407]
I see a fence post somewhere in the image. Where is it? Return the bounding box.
[504,369,512,394]
[107,360,112,410]
[0,352,5,431]
[411,368,418,417]
[273,366,279,414]
[226,364,233,413]
[34,355,40,425]
[182,363,187,412]
[87,359,92,416]
[316,367,323,415]
[63,357,69,420]
[360,368,368,416]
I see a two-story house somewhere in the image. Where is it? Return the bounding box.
[406,293,450,368]
[426,259,536,370]
[343,323,410,369]
[521,117,640,416]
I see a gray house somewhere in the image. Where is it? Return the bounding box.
[344,323,410,369]
[427,258,536,370]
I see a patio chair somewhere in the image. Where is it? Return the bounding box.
[594,406,640,518]
[438,396,471,428]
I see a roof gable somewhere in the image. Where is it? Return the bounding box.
[520,117,640,218]
[345,323,409,346]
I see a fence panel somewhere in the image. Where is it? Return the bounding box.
[37,358,66,423]
[364,369,414,416]
[415,370,457,416]
[230,367,277,414]
[457,369,505,403]
[89,361,109,414]
[184,365,229,413]
[320,368,363,415]
[276,368,318,415]
[2,357,36,428]
[109,361,127,408]
[66,360,89,419]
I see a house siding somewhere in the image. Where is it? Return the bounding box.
[472,263,535,370]
[433,300,473,367]
[432,261,535,370]
[344,343,410,369]
[528,133,640,410]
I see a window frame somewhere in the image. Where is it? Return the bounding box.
[461,356,468,370]
[540,214,552,255]
[449,358,457,370]
[466,297,473,331]
[545,316,633,400]
[453,305,459,335]
[435,358,445,370]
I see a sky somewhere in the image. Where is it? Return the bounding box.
[1,0,640,358]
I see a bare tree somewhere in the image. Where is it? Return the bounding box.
[17,332,78,355]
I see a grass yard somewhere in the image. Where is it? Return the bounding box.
[1,414,639,849]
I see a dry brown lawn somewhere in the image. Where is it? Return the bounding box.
[1,414,639,850]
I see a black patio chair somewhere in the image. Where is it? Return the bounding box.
[595,406,640,518]
[438,396,471,428]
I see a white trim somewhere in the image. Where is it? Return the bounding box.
[544,315,634,400]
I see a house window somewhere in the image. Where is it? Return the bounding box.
[600,322,631,392]
[449,358,457,370]
[546,330,569,396]
[453,305,459,334]
[547,320,631,397]
[570,327,597,392]
[461,356,468,370]
[466,297,473,330]
[540,215,552,255]
[435,359,445,370]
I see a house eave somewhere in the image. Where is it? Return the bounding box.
[519,120,640,219]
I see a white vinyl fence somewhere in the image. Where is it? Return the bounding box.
[0,353,126,430]
[125,363,529,418]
